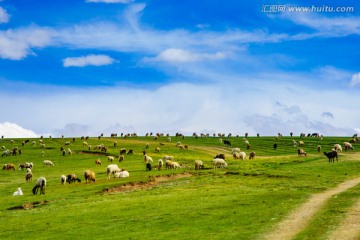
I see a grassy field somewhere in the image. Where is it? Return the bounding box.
[0,135,359,239]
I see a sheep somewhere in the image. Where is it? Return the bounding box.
[67,148,72,155]
[84,170,96,183]
[239,151,246,160]
[67,174,81,183]
[2,164,15,171]
[119,155,124,162]
[176,142,182,147]
[145,143,149,149]
[32,177,46,195]
[155,147,160,152]
[18,162,32,170]
[343,142,354,151]
[108,156,115,162]
[249,151,256,160]
[172,162,181,169]
[231,148,241,154]
[106,164,121,179]
[120,148,126,155]
[167,137,171,142]
[13,187,23,196]
[324,151,338,163]
[292,140,297,147]
[165,160,174,169]
[298,148,307,157]
[127,150,133,155]
[213,158,228,169]
[334,144,342,152]
[43,160,54,166]
[214,153,225,160]
[95,158,102,166]
[114,169,129,178]
[158,159,164,171]
[273,144,278,150]
[223,140,231,146]
[299,141,305,147]
[233,152,240,160]
[162,155,174,161]
[194,160,204,170]
[60,175,67,184]
[144,155,153,163]
[25,171,33,182]
[317,145,321,152]
[2,149,9,157]
[82,141,88,146]
[146,162,152,171]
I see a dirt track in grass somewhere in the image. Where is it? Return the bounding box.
[262,176,360,240]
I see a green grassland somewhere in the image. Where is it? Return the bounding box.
[0,135,359,239]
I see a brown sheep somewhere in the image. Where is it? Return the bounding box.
[2,164,15,171]
[249,152,256,160]
[84,170,96,183]
[155,147,160,152]
[25,172,33,182]
[95,159,102,166]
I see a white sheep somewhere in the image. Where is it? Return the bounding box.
[13,187,23,196]
[167,137,171,142]
[231,148,241,154]
[158,159,164,170]
[60,175,67,184]
[84,170,96,183]
[172,162,181,169]
[213,158,228,169]
[43,160,54,166]
[67,148,72,155]
[343,142,354,151]
[114,170,130,178]
[32,177,46,195]
[194,160,203,170]
[176,142,182,147]
[144,155,153,163]
[108,156,115,162]
[239,152,246,160]
[334,144,342,152]
[106,164,120,180]
[162,155,174,161]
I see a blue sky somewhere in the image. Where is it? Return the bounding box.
[0,0,360,137]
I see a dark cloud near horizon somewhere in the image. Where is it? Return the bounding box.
[322,112,334,118]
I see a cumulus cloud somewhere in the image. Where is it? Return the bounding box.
[0,122,39,138]
[63,54,115,67]
[350,73,360,87]
[0,26,52,60]
[86,0,133,3]
[148,48,227,63]
[0,7,10,24]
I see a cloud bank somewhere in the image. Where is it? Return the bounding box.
[63,54,115,67]
[0,122,39,138]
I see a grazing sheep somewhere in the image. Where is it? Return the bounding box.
[233,152,240,160]
[60,175,67,184]
[106,164,121,180]
[114,169,130,178]
[167,137,171,142]
[343,142,354,151]
[120,148,126,155]
[144,155,153,163]
[162,155,174,161]
[292,140,297,147]
[145,143,149,149]
[334,144,342,152]
[43,160,54,166]
[119,155,124,162]
[67,148,72,155]
[299,141,305,147]
[223,140,231,146]
[95,158,102,166]
[194,160,203,170]
[108,156,115,162]
[158,159,164,170]
[84,170,96,183]
[231,148,241,154]
[127,150,133,155]
[1,149,9,157]
[317,145,321,152]
[176,142,182,147]
[298,148,307,157]
[249,151,256,160]
[239,151,246,160]
[273,144,278,150]
[146,162,152,171]
[13,187,23,196]
[213,158,228,169]
[155,147,160,152]
[172,162,181,169]
[324,151,338,163]
[67,174,81,184]
[18,162,32,170]
[165,160,174,169]
[25,172,33,182]
[214,153,225,160]
[32,177,46,195]
[2,164,15,171]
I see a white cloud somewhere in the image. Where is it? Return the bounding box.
[322,112,334,119]
[86,0,133,3]
[0,122,39,138]
[350,73,360,87]
[63,54,115,67]
[0,26,52,60]
[0,7,10,24]
[148,48,227,63]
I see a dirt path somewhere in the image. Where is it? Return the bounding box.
[328,199,360,240]
[263,176,360,240]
